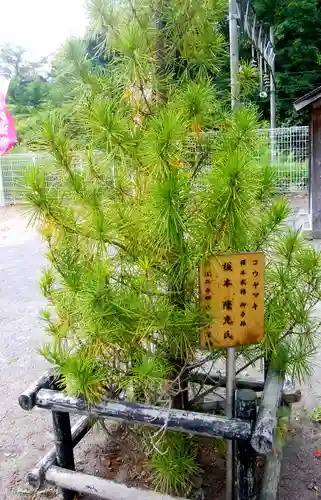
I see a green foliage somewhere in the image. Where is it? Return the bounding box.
[311,407,321,423]
[0,42,94,148]
[0,45,52,147]
[23,3,321,489]
[263,229,321,382]
[149,433,200,495]
[254,0,321,125]
[238,60,260,98]
[275,405,291,452]
[0,44,47,79]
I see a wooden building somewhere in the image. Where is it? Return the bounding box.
[294,86,321,238]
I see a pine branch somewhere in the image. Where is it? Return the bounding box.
[190,152,208,182]
[26,0,321,436]
[254,219,284,251]
[45,206,135,257]
[192,302,321,406]
[138,81,152,115]
[188,358,216,404]
[127,0,143,28]
[190,354,262,404]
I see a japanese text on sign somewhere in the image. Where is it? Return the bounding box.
[200,252,265,348]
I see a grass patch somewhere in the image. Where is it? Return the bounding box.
[149,433,200,496]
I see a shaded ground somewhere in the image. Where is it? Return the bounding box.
[1,201,321,500]
[280,413,321,500]
[287,192,311,233]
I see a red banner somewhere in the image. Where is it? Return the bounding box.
[0,77,17,156]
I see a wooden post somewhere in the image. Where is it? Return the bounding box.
[18,369,54,410]
[28,416,91,488]
[251,370,283,454]
[46,466,186,500]
[36,389,252,441]
[310,109,321,238]
[260,449,283,500]
[294,90,321,238]
[236,389,258,500]
[52,411,75,500]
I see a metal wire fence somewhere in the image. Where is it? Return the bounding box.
[261,126,309,192]
[0,153,50,206]
[0,126,310,206]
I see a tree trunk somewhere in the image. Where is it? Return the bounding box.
[170,358,189,410]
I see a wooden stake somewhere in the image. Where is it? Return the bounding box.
[236,389,258,500]
[28,416,91,488]
[52,411,75,500]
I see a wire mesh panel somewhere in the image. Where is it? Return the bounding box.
[0,153,49,205]
[0,128,310,206]
[186,126,309,194]
[260,126,309,192]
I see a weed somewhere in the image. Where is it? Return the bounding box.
[149,432,200,496]
[311,407,321,423]
[275,405,291,452]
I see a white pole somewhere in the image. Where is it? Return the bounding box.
[227,2,239,498]
[226,346,236,500]
[229,0,240,109]
[270,28,276,164]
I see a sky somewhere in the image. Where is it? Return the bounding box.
[0,0,88,60]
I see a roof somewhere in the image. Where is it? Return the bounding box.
[294,86,321,112]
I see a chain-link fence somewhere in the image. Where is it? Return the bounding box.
[0,126,310,206]
[0,153,50,206]
[261,126,309,192]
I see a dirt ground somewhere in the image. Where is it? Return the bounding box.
[1,200,321,500]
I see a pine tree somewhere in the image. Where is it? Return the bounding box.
[25,0,321,494]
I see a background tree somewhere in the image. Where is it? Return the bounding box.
[0,44,52,145]
[0,39,112,147]
[24,0,321,495]
[0,44,38,79]
[254,0,321,124]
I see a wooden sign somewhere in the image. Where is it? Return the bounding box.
[200,252,265,348]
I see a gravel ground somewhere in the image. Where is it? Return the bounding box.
[1,201,321,500]
[0,206,105,500]
[0,206,54,499]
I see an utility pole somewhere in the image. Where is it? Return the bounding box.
[227,3,239,498]
[229,0,240,109]
[270,27,276,164]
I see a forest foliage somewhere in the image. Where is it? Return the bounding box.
[253,0,321,124]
